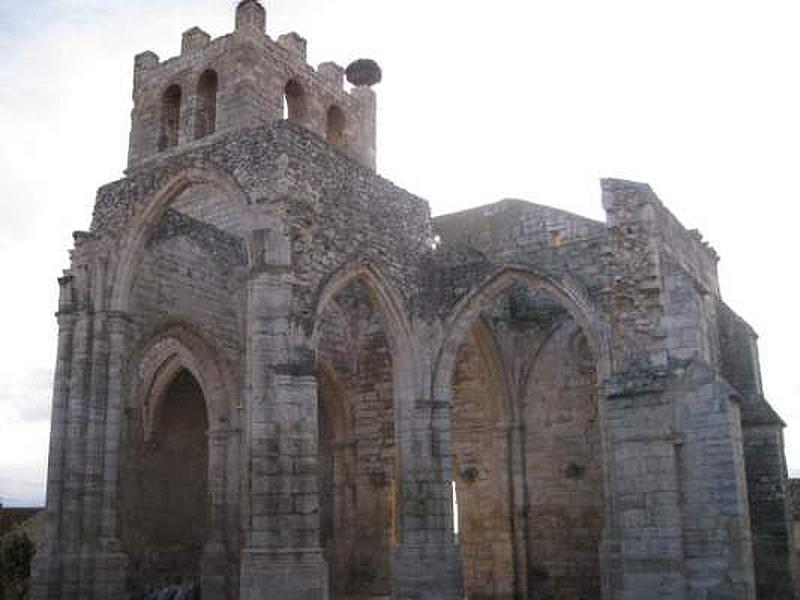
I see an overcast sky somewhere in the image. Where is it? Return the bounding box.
[1,0,798,506]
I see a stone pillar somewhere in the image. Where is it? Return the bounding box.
[31,276,77,600]
[92,311,130,597]
[676,378,755,599]
[602,376,688,600]
[743,422,798,599]
[350,86,376,171]
[203,428,235,599]
[500,418,529,597]
[60,311,92,599]
[239,224,328,599]
[391,379,463,599]
[79,306,109,591]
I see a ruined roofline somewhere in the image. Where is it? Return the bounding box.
[433,197,604,228]
[718,298,760,340]
[601,177,719,261]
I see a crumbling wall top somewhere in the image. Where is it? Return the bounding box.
[602,178,720,296]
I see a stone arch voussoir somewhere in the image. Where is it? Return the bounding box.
[134,324,236,439]
[110,164,251,313]
[433,265,611,403]
[311,261,420,396]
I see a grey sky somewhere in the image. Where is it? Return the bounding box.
[1,0,798,506]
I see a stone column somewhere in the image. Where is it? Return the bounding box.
[239,224,328,599]
[391,377,463,599]
[350,86,376,171]
[499,418,529,597]
[202,428,234,599]
[31,276,77,600]
[60,311,92,600]
[91,311,130,597]
[79,306,109,592]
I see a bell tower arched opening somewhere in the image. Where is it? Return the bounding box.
[195,69,218,139]
[158,84,182,151]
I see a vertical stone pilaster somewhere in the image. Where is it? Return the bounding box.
[79,304,110,591]
[499,419,529,597]
[202,428,236,599]
[239,267,328,599]
[31,276,77,600]
[602,378,687,600]
[744,423,798,599]
[88,311,131,597]
[677,381,755,599]
[60,312,92,599]
[391,381,463,599]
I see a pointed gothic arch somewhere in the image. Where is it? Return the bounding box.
[109,165,252,313]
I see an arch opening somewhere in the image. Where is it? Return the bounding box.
[122,368,210,589]
[159,84,182,150]
[283,79,306,122]
[316,278,397,599]
[326,105,346,148]
[195,69,218,139]
[447,282,604,599]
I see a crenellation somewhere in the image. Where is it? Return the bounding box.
[235,0,266,36]
[276,32,307,60]
[317,62,344,88]
[133,50,159,92]
[182,26,211,55]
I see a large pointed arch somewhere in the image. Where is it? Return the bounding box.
[311,262,421,402]
[435,265,612,598]
[109,165,251,313]
[432,266,611,401]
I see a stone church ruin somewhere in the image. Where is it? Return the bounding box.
[33,2,796,598]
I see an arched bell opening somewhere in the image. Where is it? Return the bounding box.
[195,69,219,139]
[283,78,307,123]
[446,281,605,599]
[158,83,182,151]
[315,278,397,599]
[326,104,346,148]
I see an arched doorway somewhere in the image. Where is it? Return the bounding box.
[122,368,210,588]
[443,275,606,599]
[315,278,397,599]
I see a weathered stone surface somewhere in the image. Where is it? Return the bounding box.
[33,2,795,599]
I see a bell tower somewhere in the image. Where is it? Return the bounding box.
[127,0,381,171]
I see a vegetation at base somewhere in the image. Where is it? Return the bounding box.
[0,529,35,600]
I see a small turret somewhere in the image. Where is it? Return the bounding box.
[182,27,210,54]
[235,0,266,35]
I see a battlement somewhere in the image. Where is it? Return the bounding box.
[127,0,379,171]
